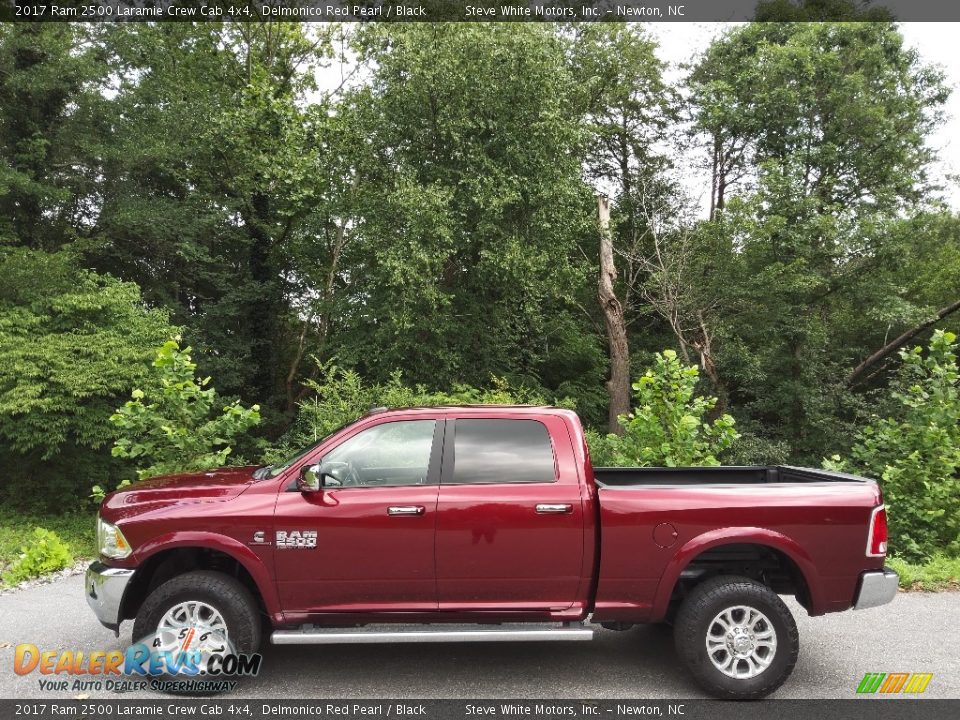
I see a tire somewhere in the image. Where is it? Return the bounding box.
[673,575,799,700]
[131,570,261,695]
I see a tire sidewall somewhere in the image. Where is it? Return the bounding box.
[133,571,260,655]
[131,572,261,694]
[676,579,798,699]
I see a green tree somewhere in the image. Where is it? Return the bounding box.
[342,25,598,399]
[110,341,261,483]
[753,0,894,22]
[825,331,960,561]
[589,350,739,467]
[0,25,108,250]
[846,212,960,386]
[0,249,173,507]
[3,20,958,496]
[86,23,336,424]
[688,22,950,462]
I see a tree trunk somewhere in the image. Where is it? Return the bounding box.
[709,137,719,221]
[285,219,348,414]
[848,298,960,386]
[692,312,728,418]
[597,194,631,435]
[246,191,283,410]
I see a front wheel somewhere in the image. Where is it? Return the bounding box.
[673,575,799,699]
[131,570,261,694]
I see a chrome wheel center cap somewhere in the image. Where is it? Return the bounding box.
[732,632,753,654]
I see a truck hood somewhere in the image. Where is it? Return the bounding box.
[102,466,258,515]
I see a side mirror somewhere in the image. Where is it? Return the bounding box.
[298,463,343,492]
[298,464,322,492]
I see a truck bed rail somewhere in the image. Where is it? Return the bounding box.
[594,465,872,487]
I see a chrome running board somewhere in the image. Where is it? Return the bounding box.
[271,623,594,645]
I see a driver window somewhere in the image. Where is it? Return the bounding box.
[320,420,436,487]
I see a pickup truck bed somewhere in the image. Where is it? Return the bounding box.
[593,465,884,623]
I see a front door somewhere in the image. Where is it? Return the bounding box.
[435,416,585,612]
[273,417,443,614]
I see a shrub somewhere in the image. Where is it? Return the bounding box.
[825,330,960,561]
[0,249,173,508]
[588,349,739,467]
[724,432,791,466]
[2,528,74,586]
[108,340,261,487]
[268,361,566,461]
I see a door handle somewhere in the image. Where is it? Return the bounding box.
[536,503,573,514]
[388,505,425,516]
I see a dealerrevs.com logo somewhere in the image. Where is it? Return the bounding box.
[13,629,262,695]
[857,672,934,695]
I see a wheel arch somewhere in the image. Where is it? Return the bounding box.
[121,532,280,627]
[652,527,823,622]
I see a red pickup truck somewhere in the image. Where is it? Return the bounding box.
[86,405,897,699]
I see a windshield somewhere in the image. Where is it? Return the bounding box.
[254,419,358,479]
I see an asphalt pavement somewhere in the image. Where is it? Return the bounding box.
[0,573,956,700]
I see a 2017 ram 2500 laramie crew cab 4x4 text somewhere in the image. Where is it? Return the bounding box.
[86,405,897,698]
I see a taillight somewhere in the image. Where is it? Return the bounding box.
[867,505,888,557]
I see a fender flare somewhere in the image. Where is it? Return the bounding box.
[650,526,823,621]
[130,531,281,622]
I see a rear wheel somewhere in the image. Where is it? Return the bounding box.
[673,575,798,699]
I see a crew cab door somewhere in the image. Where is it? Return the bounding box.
[435,415,586,612]
[273,417,443,614]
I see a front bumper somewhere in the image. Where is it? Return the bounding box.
[853,568,899,610]
[85,560,135,633]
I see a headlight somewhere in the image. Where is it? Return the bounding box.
[97,516,132,559]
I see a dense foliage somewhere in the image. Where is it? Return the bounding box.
[0,17,957,560]
[825,332,960,561]
[589,351,738,467]
[0,249,173,507]
[109,341,261,486]
[269,361,563,462]
[687,21,951,462]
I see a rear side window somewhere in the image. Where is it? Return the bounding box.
[450,419,556,485]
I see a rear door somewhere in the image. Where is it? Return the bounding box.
[434,414,585,611]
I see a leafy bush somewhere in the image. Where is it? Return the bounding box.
[824,330,960,561]
[588,350,739,467]
[108,340,261,488]
[268,361,564,461]
[0,511,95,568]
[724,430,791,467]
[0,249,174,508]
[1,528,74,586]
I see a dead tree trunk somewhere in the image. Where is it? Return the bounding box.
[849,298,960,386]
[598,194,631,435]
